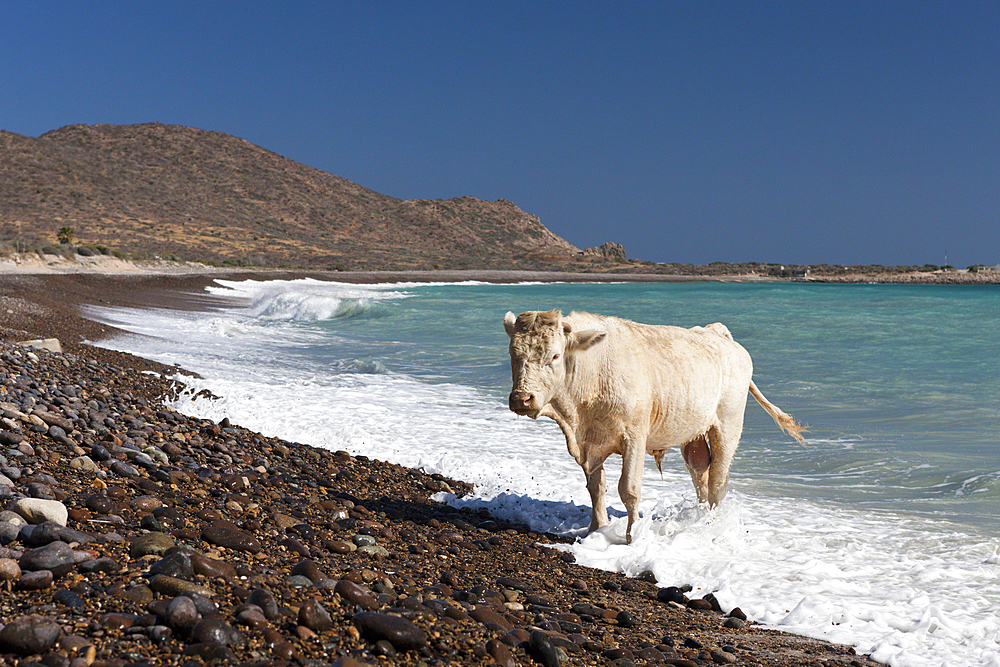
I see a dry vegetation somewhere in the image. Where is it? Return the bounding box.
[0,124,586,271]
[1,123,993,280]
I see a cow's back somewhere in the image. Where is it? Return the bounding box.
[563,312,752,445]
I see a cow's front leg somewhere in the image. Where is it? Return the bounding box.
[619,436,645,544]
[585,464,608,533]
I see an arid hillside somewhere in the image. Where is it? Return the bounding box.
[0,123,592,270]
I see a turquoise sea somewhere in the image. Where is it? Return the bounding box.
[87,279,1000,667]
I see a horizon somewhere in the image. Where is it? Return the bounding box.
[4,2,997,269]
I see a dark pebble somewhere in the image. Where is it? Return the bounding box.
[0,431,23,446]
[20,540,75,577]
[189,618,244,647]
[15,568,54,590]
[495,576,531,592]
[89,445,111,462]
[235,605,267,630]
[78,556,120,574]
[290,558,325,583]
[54,588,86,608]
[298,599,333,632]
[487,638,515,667]
[335,579,380,611]
[0,614,64,654]
[166,595,199,629]
[724,617,746,629]
[617,609,637,627]
[529,629,561,667]
[108,460,138,477]
[247,588,281,620]
[24,520,93,547]
[687,598,714,611]
[658,586,688,604]
[148,550,194,580]
[353,612,427,651]
[200,523,262,553]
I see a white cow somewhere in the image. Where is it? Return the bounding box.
[504,310,805,543]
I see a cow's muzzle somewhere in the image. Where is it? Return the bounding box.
[508,391,539,418]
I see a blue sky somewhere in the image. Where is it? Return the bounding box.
[4,2,997,267]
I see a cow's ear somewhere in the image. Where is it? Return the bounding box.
[503,311,517,337]
[566,329,606,352]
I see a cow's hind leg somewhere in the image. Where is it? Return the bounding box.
[706,423,740,507]
[681,434,711,504]
[585,464,609,533]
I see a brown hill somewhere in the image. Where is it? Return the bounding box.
[0,123,585,270]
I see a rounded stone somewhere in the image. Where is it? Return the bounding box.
[11,498,68,526]
[724,617,746,629]
[298,599,333,632]
[15,569,54,590]
[352,534,377,547]
[108,460,139,477]
[148,550,194,580]
[166,595,199,629]
[200,523,262,553]
[129,532,175,558]
[335,579,380,611]
[529,630,561,667]
[0,558,21,580]
[0,614,64,655]
[189,618,244,647]
[0,521,19,545]
[235,605,268,630]
[328,540,355,554]
[352,612,427,651]
[70,456,100,473]
[89,445,111,461]
[53,588,86,608]
[130,495,163,511]
[616,610,637,627]
[24,521,93,547]
[711,648,737,664]
[84,494,114,515]
[27,482,56,499]
[77,557,120,574]
[247,588,280,620]
[290,559,325,583]
[123,585,154,604]
[20,541,75,577]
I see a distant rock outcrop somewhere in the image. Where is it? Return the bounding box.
[582,242,627,261]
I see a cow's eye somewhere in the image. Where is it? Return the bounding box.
[551,353,560,363]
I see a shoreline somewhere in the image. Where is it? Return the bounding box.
[0,269,887,666]
[3,251,1000,285]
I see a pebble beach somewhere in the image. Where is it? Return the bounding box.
[0,267,882,667]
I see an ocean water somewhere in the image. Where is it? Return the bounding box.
[85,278,1000,667]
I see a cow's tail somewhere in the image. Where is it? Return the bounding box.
[749,380,808,444]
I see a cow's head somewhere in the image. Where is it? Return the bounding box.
[503,310,605,418]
